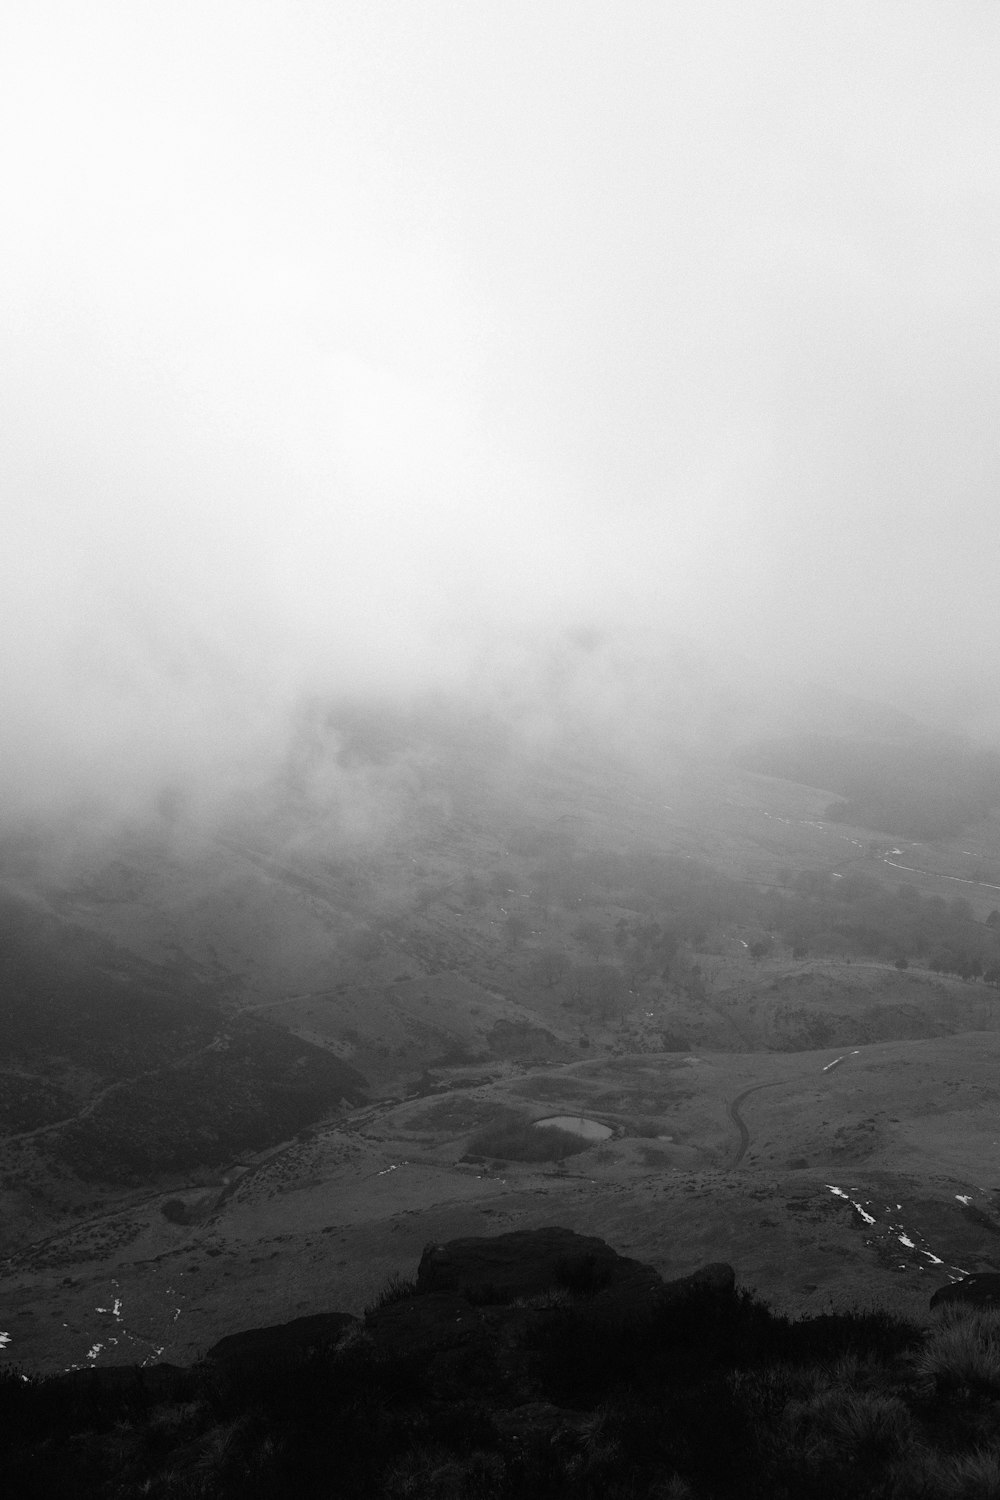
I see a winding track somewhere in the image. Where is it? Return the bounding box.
[726,1081,785,1167]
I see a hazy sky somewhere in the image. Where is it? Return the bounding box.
[4,2,1000,816]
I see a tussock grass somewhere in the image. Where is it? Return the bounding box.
[902,1445,1000,1500]
[918,1306,1000,1392]
[783,1387,916,1463]
[364,1272,418,1315]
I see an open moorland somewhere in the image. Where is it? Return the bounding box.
[5,715,1000,1374]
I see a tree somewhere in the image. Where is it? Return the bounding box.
[987,910,1000,929]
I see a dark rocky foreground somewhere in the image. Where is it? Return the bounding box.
[3,1227,1000,1498]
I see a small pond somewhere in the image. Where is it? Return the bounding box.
[533,1115,613,1141]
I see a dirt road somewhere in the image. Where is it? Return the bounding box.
[726,1081,784,1167]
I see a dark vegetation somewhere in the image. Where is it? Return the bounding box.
[735,731,1000,839]
[0,892,365,1182]
[47,1020,365,1183]
[506,847,1000,995]
[5,1260,1000,1498]
[465,1115,594,1163]
[0,892,214,1082]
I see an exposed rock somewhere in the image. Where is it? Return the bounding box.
[661,1262,736,1300]
[365,1289,505,1402]
[364,1291,488,1359]
[416,1226,662,1307]
[204,1310,358,1368]
[930,1272,1000,1311]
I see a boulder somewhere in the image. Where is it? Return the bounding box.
[930,1273,1000,1311]
[204,1310,358,1368]
[416,1226,663,1307]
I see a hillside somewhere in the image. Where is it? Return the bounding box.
[5,711,1000,1381]
[6,1226,1000,1499]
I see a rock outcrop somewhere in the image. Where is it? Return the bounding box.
[29,1232,735,1422]
[204,1310,359,1369]
[930,1272,1000,1311]
[415,1225,663,1306]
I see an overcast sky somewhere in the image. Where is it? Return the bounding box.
[4,2,1000,817]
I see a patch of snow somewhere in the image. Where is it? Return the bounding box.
[822,1056,844,1072]
[825,1185,876,1224]
[0,1332,10,1349]
[956,1195,974,1206]
[87,1344,104,1361]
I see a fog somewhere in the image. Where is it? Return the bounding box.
[4,2,1000,823]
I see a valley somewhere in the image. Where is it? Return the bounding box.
[4,727,1000,1376]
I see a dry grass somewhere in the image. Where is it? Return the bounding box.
[918,1306,1000,1391]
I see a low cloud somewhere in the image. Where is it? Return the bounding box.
[4,2,1000,831]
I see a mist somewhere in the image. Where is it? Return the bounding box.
[4,2,1000,824]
